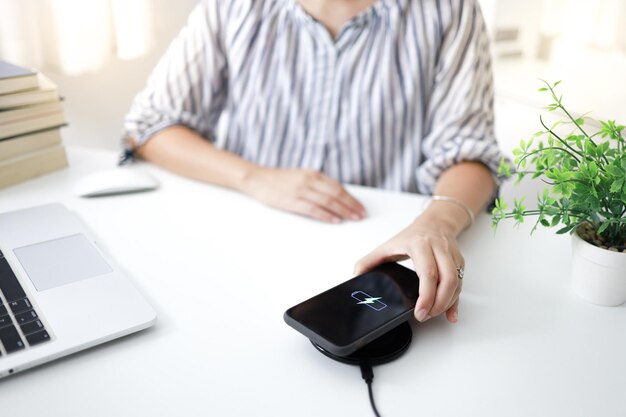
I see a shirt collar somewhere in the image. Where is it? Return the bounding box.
[284,0,407,28]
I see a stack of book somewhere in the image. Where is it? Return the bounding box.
[0,60,68,189]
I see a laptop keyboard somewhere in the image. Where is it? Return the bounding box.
[0,250,50,356]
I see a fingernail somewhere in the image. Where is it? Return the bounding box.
[331,217,341,224]
[416,309,431,322]
[351,213,361,220]
[451,311,458,323]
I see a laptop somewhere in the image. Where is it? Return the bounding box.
[0,203,156,378]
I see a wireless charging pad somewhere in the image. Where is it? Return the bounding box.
[311,321,413,366]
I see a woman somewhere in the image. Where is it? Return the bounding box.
[123,0,502,324]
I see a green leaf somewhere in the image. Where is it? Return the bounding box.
[494,198,508,213]
[598,141,610,157]
[556,224,575,234]
[519,158,527,169]
[606,165,622,177]
[597,222,610,235]
[498,159,513,178]
[610,179,624,194]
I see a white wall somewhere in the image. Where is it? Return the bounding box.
[42,0,198,151]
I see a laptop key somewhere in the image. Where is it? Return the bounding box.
[0,315,13,328]
[0,324,25,353]
[25,329,50,346]
[9,298,32,314]
[14,309,38,325]
[0,257,27,302]
[0,304,7,317]
[21,320,45,335]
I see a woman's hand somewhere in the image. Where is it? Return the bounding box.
[354,209,465,324]
[241,167,367,223]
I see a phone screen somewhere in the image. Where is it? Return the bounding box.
[284,263,419,356]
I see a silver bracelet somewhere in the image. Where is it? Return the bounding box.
[430,195,475,228]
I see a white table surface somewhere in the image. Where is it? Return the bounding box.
[0,147,624,417]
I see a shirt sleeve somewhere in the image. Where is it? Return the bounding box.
[416,0,505,195]
[121,0,227,158]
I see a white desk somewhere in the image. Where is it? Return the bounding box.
[0,148,624,417]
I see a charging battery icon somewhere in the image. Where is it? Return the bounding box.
[351,291,387,311]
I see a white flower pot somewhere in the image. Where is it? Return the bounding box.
[571,231,626,306]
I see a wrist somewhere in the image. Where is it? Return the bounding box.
[237,163,264,195]
[416,203,469,237]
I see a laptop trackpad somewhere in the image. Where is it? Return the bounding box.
[14,234,113,291]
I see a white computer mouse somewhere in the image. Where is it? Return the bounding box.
[74,167,159,197]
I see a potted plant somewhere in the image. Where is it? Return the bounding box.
[492,81,626,306]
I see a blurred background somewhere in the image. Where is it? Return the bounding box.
[1,0,625,158]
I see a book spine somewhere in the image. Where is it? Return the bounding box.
[0,129,63,162]
[0,146,68,189]
[0,110,66,140]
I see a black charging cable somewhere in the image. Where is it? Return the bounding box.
[360,362,382,417]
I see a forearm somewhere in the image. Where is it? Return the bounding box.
[135,125,256,192]
[419,162,497,236]
[134,125,365,222]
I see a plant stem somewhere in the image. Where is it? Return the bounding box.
[545,83,594,142]
[517,146,581,168]
[540,178,587,187]
[545,82,609,164]
[559,104,594,143]
[539,116,585,160]
[556,105,610,164]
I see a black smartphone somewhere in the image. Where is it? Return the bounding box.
[284,263,419,357]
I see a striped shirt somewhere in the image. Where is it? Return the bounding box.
[123,0,504,194]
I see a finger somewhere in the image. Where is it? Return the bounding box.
[410,246,439,323]
[451,250,465,270]
[428,247,460,318]
[445,282,462,311]
[354,246,408,275]
[290,199,341,223]
[446,297,460,324]
[310,176,366,218]
[300,187,358,221]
